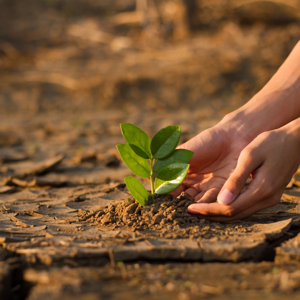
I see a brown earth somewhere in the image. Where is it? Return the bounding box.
[1,0,300,299]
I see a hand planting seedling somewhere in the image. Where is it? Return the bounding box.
[117,123,193,206]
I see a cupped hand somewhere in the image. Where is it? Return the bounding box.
[171,122,250,203]
[186,124,300,222]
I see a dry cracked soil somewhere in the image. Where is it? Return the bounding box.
[1,112,300,300]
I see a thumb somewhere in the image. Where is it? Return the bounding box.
[217,149,262,205]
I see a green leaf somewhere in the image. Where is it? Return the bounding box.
[154,149,194,174]
[117,144,150,178]
[151,125,181,159]
[124,176,149,206]
[155,163,189,195]
[120,123,151,159]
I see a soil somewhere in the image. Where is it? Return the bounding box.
[85,192,203,235]
[22,261,300,300]
[1,0,300,299]
[83,191,292,241]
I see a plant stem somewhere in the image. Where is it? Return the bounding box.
[150,158,155,203]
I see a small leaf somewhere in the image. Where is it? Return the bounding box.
[120,123,151,159]
[155,163,189,195]
[117,144,150,178]
[124,176,149,206]
[151,125,181,159]
[154,149,194,174]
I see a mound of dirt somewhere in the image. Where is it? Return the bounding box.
[84,192,214,239]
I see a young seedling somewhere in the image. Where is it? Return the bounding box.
[117,123,193,206]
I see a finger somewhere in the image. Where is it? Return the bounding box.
[176,129,221,168]
[188,164,282,219]
[188,202,232,216]
[217,148,263,205]
[193,194,280,222]
[185,187,200,198]
[194,191,205,202]
[195,187,220,203]
[187,168,266,216]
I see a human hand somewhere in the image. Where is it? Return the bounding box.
[171,121,251,203]
[172,40,300,222]
[187,120,300,222]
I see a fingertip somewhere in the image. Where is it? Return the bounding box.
[217,189,233,205]
[188,204,200,214]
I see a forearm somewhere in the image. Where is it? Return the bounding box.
[221,40,300,142]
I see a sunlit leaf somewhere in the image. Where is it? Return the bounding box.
[151,125,181,159]
[124,176,149,206]
[120,123,151,159]
[155,163,189,194]
[117,144,150,178]
[154,149,193,174]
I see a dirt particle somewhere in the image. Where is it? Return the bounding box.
[124,198,135,207]
[125,203,137,215]
[101,214,113,224]
[167,212,176,221]
[135,207,141,215]
[153,214,163,224]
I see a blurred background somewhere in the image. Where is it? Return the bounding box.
[1,0,300,115]
[0,0,300,166]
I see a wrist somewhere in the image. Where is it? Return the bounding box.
[219,87,300,142]
[218,102,264,143]
[277,118,300,148]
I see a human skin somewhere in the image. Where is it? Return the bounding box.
[172,40,300,222]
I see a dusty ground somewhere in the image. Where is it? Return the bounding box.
[1,0,300,299]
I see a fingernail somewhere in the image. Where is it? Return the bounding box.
[218,189,233,205]
[188,205,200,214]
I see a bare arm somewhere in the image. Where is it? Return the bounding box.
[221,40,300,142]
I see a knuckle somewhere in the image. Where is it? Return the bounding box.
[240,147,254,159]
[261,182,275,198]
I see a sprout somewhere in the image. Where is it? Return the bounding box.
[117,123,193,205]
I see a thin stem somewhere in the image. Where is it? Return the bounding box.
[150,158,155,203]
